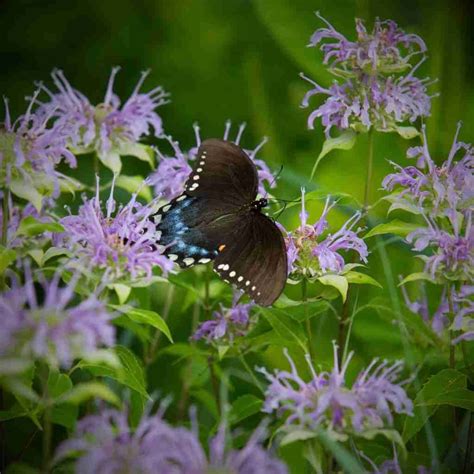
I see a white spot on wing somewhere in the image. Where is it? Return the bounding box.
[238,276,243,282]
[176,195,186,202]
[218,264,225,270]
[183,257,195,266]
[199,258,211,264]
[251,286,256,291]
[197,168,203,172]
[162,204,171,213]
[168,254,178,261]
[245,280,250,286]
[229,271,236,277]
[153,214,162,225]
[193,175,199,181]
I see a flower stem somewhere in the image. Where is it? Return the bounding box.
[363,129,374,213]
[40,365,52,474]
[208,356,221,416]
[239,350,264,394]
[302,278,315,361]
[1,187,8,247]
[447,285,456,369]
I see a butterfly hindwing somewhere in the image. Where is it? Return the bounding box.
[213,212,287,306]
[185,139,258,205]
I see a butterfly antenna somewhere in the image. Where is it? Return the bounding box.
[263,165,284,199]
[273,201,288,222]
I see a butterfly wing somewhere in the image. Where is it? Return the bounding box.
[213,211,287,306]
[185,138,258,205]
[152,194,235,267]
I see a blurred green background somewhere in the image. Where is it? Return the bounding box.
[2,0,473,471]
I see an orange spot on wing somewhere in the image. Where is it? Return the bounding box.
[218,244,226,252]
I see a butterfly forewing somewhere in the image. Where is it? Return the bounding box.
[213,212,287,306]
[185,139,258,205]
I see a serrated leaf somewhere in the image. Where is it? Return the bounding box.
[365,219,420,239]
[10,178,43,211]
[0,245,16,273]
[403,369,466,442]
[398,272,435,286]
[317,274,348,302]
[344,271,383,289]
[311,130,356,179]
[229,394,263,425]
[115,175,153,202]
[111,305,173,343]
[17,216,64,237]
[260,307,307,352]
[57,382,120,406]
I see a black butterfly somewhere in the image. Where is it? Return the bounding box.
[151,138,287,306]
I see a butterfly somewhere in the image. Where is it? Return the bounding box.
[151,138,287,306]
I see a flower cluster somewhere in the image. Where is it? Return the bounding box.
[402,284,474,344]
[35,68,168,173]
[0,264,115,372]
[57,177,174,284]
[54,409,287,474]
[258,343,413,437]
[193,292,255,344]
[0,95,76,208]
[148,121,275,201]
[384,125,473,283]
[301,13,434,137]
[281,189,368,276]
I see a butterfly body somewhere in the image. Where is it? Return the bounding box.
[152,139,287,306]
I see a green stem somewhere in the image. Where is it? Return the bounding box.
[40,366,52,474]
[447,285,456,369]
[239,350,264,394]
[208,356,221,416]
[363,129,374,213]
[93,153,99,177]
[1,187,8,247]
[302,278,315,361]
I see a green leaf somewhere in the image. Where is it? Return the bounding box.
[111,305,173,343]
[16,216,64,237]
[273,299,331,323]
[58,382,120,406]
[360,429,407,459]
[344,271,383,289]
[27,249,43,267]
[79,345,149,399]
[229,394,263,425]
[47,371,78,430]
[280,429,318,446]
[58,174,85,197]
[365,219,419,239]
[394,125,420,139]
[398,272,435,286]
[10,178,43,211]
[98,151,121,173]
[41,247,71,265]
[119,143,155,167]
[403,368,466,442]
[115,175,153,201]
[311,130,356,179]
[110,284,132,304]
[0,245,16,273]
[217,345,229,360]
[420,388,474,411]
[260,307,307,352]
[317,274,348,302]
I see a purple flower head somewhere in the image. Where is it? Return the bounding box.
[301,67,433,138]
[310,13,426,75]
[302,14,434,137]
[0,263,115,371]
[35,68,168,173]
[401,284,473,344]
[192,292,255,344]
[54,409,287,474]
[148,121,276,201]
[0,95,76,203]
[383,124,474,220]
[257,342,413,436]
[57,176,174,283]
[283,188,368,277]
